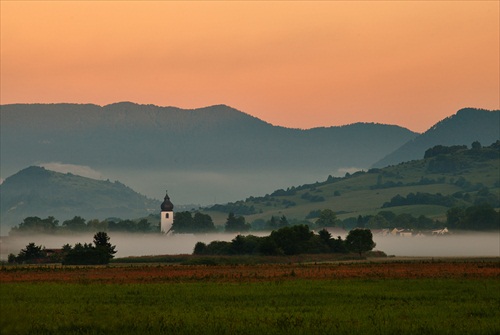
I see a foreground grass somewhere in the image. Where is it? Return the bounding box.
[1,279,499,335]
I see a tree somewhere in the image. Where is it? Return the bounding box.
[267,216,279,230]
[10,216,59,234]
[171,211,194,233]
[193,242,207,255]
[62,216,87,232]
[63,232,116,265]
[318,228,332,243]
[93,232,117,263]
[345,228,376,257]
[463,204,499,230]
[12,242,46,263]
[269,225,313,255]
[367,215,389,229]
[471,141,482,150]
[315,209,338,228]
[87,219,108,232]
[171,212,215,233]
[446,207,466,229]
[137,219,151,232]
[224,212,250,233]
[193,212,216,233]
[278,215,289,228]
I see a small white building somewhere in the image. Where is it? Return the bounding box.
[160,191,174,234]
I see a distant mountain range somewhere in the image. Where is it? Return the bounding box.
[373,108,500,167]
[0,166,159,232]
[0,102,417,204]
[1,103,498,207]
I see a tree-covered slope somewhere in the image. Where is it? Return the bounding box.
[372,108,500,168]
[0,166,160,233]
[204,141,500,226]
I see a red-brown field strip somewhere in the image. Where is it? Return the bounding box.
[1,260,499,283]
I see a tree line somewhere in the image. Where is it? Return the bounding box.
[194,225,376,257]
[8,202,498,237]
[347,204,499,231]
[8,232,116,265]
[9,216,158,235]
[382,187,499,209]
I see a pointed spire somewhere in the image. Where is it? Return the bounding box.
[161,190,174,211]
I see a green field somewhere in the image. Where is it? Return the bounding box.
[1,279,499,335]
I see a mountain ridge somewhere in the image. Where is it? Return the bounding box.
[0,102,418,204]
[372,107,500,168]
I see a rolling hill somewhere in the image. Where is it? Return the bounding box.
[203,142,500,226]
[372,108,500,168]
[0,102,417,204]
[0,166,160,233]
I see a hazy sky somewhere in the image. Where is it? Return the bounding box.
[1,1,498,132]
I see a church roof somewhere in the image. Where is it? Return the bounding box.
[161,192,174,211]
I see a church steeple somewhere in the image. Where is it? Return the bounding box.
[161,190,174,211]
[160,190,174,234]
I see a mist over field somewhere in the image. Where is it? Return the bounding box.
[1,232,498,261]
[373,233,500,257]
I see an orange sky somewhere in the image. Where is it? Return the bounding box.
[1,1,498,132]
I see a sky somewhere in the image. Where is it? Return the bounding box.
[1,1,499,133]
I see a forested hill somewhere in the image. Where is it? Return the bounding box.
[204,141,500,229]
[0,166,160,232]
[0,102,417,204]
[372,108,500,168]
[0,102,417,171]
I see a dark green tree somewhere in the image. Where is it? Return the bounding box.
[278,215,289,228]
[93,232,117,263]
[446,207,466,229]
[318,228,332,243]
[471,141,482,150]
[367,215,389,229]
[87,219,108,232]
[62,216,87,232]
[11,216,59,234]
[137,219,151,232]
[13,242,46,263]
[171,211,194,233]
[63,232,116,265]
[224,212,250,233]
[463,204,499,230]
[377,211,396,222]
[345,228,376,257]
[193,242,207,255]
[193,212,216,233]
[267,216,278,230]
[269,224,313,255]
[315,209,338,228]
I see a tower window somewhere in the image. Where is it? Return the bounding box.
[166,213,169,219]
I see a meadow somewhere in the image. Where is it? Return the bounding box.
[1,259,499,334]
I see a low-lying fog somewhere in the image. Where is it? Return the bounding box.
[1,232,499,260]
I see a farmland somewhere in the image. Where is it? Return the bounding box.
[1,258,499,334]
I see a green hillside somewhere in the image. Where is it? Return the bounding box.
[204,141,500,226]
[0,166,160,232]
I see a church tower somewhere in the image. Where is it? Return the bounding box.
[160,191,174,234]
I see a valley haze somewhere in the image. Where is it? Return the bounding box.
[1,102,419,205]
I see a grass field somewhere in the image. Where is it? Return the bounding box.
[1,259,499,334]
